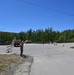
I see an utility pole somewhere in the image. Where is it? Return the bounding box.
[1,29,2,42]
[0,29,5,44]
[0,29,2,43]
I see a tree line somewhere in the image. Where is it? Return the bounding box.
[0,27,74,44]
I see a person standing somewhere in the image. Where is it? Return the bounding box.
[20,41,24,56]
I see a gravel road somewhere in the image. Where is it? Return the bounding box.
[24,43,74,75]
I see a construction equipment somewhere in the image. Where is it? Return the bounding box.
[12,40,21,47]
[25,40,31,44]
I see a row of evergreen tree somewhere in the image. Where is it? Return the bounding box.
[0,27,74,44]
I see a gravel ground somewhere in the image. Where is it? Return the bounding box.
[13,55,33,75]
[0,45,33,75]
[24,43,74,75]
[0,43,74,75]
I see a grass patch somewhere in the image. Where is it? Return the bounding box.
[70,46,74,49]
[0,54,25,75]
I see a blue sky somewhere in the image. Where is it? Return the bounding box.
[0,0,74,32]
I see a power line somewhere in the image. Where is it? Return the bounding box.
[19,0,74,16]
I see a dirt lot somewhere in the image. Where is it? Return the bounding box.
[0,43,74,75]
[0,54,26,75]
[24,43,74,75]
